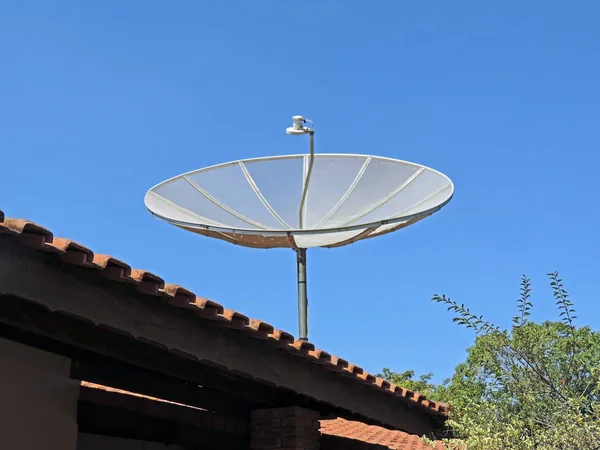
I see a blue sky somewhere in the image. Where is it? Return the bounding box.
[2,1,599,383]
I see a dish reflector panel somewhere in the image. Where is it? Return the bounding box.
[145,154,453,249]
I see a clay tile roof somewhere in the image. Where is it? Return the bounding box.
[321,417,446,450]
[0,208,449,417]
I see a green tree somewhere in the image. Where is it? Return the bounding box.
[377,368,443,400]
[382,273,600,450]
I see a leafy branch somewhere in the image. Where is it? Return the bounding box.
[548,271,576,334]
[548,271,578,384]
[513,275,532,327]
[432,294,501,335]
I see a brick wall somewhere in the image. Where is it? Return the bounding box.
[251,406,320,450]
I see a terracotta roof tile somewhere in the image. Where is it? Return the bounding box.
[269,329,295,347]
[0,208,449,417]
[321,417,446,449]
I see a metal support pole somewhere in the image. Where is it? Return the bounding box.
[296,248,308,341]
[296,125,313,341]
[298,130,315,229]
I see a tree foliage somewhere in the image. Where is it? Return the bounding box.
[377,368,450,401]
[382,273,600,450]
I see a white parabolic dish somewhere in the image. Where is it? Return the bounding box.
[145,154,454,249]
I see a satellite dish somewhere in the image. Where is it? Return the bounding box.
[145,116,454,340]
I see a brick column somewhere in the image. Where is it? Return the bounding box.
[251,406,321,450]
